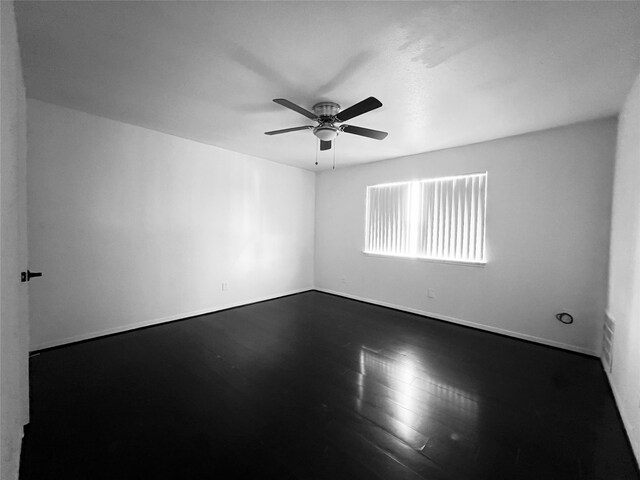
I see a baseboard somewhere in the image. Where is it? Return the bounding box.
[30,288,313,352]
[316,288,599,357]
[30,286,600,357]
[604,368,640,468]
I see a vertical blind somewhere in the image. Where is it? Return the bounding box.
[365,172,487,263]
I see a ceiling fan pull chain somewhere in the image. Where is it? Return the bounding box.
[333,137,336,170]
[315,137,319,166]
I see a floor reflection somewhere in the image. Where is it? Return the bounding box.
[357,346,479,443]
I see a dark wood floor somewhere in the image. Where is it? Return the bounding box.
[20,291,639,479]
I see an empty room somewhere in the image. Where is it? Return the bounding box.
[2,1,640,479]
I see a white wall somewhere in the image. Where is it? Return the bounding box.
[607,71,640,463]
[315,118,616,355]
[27,100,315,350]
[1,2,30,479]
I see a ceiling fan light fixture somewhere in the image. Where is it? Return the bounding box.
[313,124,338,141]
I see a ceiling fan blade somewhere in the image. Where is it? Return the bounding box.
[264,126,313,136]
[273,99,317,120]
[335,97,382,122]
[320,140,332,151]
[342,125,388,140]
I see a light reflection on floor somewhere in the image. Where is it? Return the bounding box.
[357,346,479,442]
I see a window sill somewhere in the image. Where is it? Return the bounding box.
[362,251,487,267]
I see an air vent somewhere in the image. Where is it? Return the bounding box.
[601,313,615,373]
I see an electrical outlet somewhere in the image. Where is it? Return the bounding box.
[427,288,436,299]
[222,282,229,291]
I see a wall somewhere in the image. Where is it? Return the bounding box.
[607,71,640,463]
[315,118,616,355]
[27,100,315,350]
[1,2,30,479]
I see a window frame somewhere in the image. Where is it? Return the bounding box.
[362,172,488,266]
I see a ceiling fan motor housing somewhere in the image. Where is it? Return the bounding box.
[313,102,341,119]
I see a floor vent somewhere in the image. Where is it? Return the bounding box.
[602,313,615,373]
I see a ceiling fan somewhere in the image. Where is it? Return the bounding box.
[265,97,388,151]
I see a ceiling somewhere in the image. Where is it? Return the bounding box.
[14,1,640,171]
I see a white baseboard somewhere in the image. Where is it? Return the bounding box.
[32,286,600,358]
[30,288,313,351]
[316,288,599,357]
[604,368,640,466]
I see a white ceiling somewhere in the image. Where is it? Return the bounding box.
[14,1,640,171]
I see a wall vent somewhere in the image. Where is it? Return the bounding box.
[601,313,615,373]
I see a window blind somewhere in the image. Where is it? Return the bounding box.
[365,173,487,263]
[364,182,413,256]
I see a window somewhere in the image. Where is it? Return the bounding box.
[364,172,487,264]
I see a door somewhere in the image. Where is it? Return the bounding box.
[1,1,30,478]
